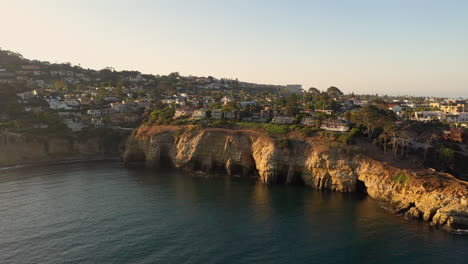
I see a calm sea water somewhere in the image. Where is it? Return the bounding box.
[0,161,467,264]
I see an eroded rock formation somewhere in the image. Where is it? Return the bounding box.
[0,131,122,167]
[123,126,468,233]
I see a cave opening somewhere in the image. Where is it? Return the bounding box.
[159,145,173,168]
[356,179,367,195]
[229,164,244,176]
[212,161,227,174]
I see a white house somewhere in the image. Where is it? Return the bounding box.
[64,99,80,107]
[320,119,350,132]
[63,118,87,132]
[315,109,334,115]
[175,106,195,118]
[271,115,294,125]
[458,112,468,122]
[387,104,403,113]
[46,98,73,110]
[87,109,102,117]
[111,102,129,112]
[221,96,234,105]
[301,116,318,126]
[192,109,207,120]
[211,109,223,119]
[16,92,36,101]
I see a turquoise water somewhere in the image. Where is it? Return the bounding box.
[0,161,466,264]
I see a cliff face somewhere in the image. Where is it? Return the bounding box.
[0,131,122,167]
[123,126,468,233]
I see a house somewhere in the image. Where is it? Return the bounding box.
[449,128,467,143]
[458,112,468,122]
[87,109,102,117]
[221,96,234,105]
[16,92,36,101]
[25,106,43,112]
[0,72,16,83]
[271,115,294,125]
[78,98,92,105]
[442,114,459,123]
[387,104,403,113]
[92,118,105,128]
[134,99,151,109]
[413,111,443,122]
[45,98,73,110]
[103,96,119,102]
[21,65,41,70]
[301,116,318,126]
[111,102,129,112]
[175,106,195,118]
[260,110,274,120]
[192,109,207,120]
[161,98,177,104]
[315,109,334,115]
[224,110,238,120]
[320,119,350,132]
[211,109,223,119]
[432,101,467,113]
[240,101,256,108]
[251,113,265,122]
[301,109,316,116]
[64,99,80,107]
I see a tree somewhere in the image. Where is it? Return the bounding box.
[157,81,176,95]
[308,87,320,94]
[285,94,300,116]
[378,122,397,153]
[351,105,396,141]
[409,120,447,162]
[326,86,343,97]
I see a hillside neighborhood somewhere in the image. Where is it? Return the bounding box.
[1,48,467,147]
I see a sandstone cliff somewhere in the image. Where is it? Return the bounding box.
[123,126,468,233]
[0,131,123,167]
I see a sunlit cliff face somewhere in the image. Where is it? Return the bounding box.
[122,127,468,233]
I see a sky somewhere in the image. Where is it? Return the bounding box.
[1,0,467,97]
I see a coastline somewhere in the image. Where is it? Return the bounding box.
[0,155,121,171]
[123,125,468,234]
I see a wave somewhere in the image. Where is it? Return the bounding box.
[0,164,27,171]
[0,158,121,172]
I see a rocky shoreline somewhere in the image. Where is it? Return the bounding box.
[2,127,466,234]
[0,131,123,168]
[123,126,468,234]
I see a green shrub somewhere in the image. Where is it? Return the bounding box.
[394,172,404,182]
[145,107,175,125]
[394,172,411,186]
[235,122,289,134]
[296,126,320,137]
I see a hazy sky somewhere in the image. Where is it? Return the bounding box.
[1,0,467,97]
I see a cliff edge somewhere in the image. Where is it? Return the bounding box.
[123,126,468,233]
[0,131,124,167]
